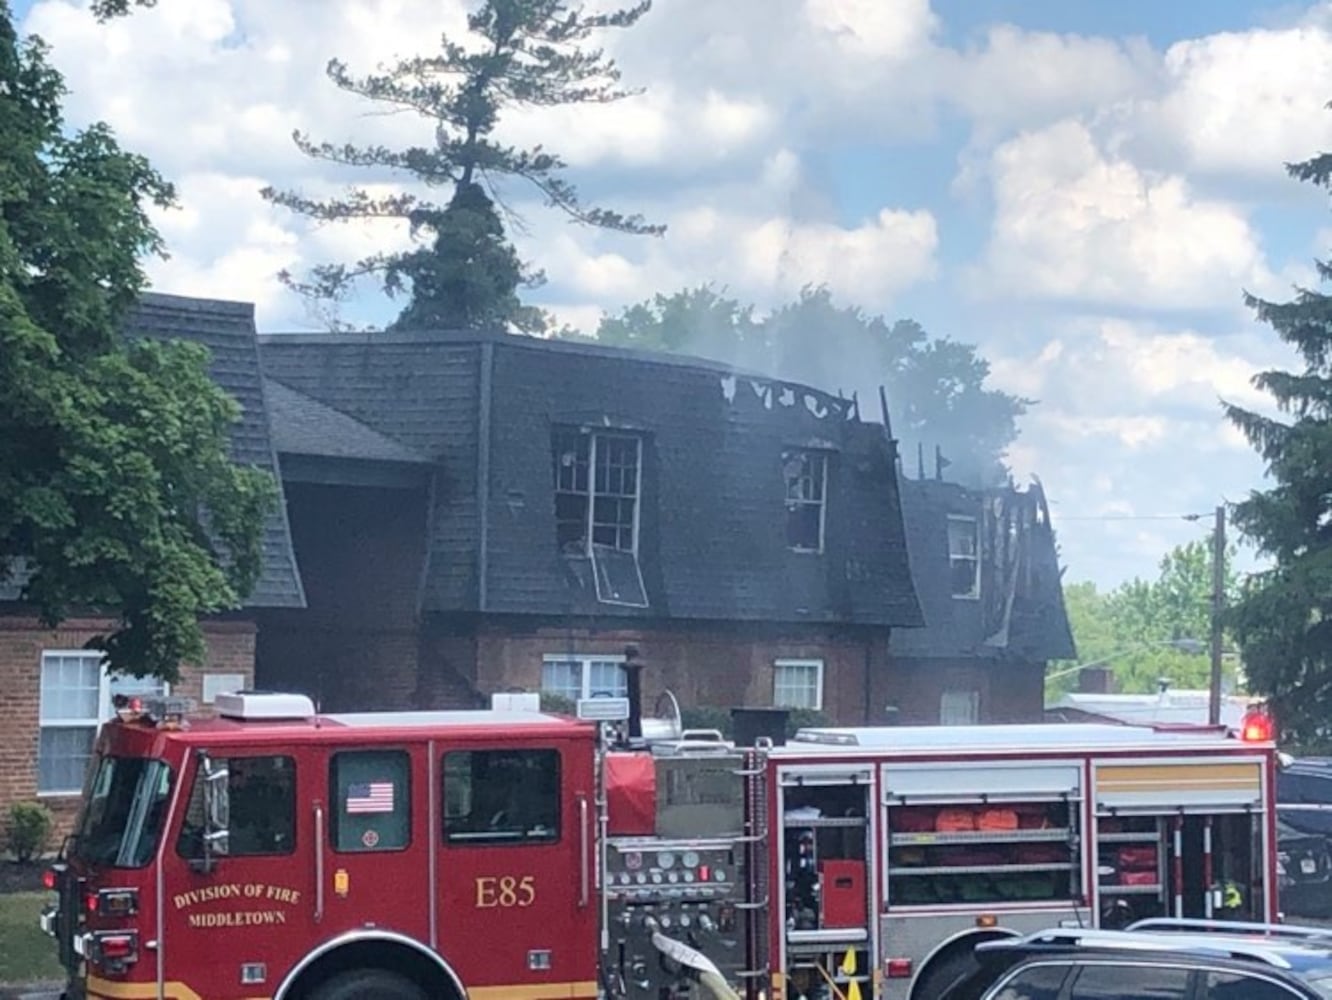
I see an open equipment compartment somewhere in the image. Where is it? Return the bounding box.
[1091,755,1271,927]
[778,764,875,1000]
[882,759,1083,910]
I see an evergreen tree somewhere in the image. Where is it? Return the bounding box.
[1224,142,1332,747]
[264,0,663,333]
[0,1,276,682]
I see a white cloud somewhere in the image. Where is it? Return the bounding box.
[1115,25,1332,179]
[945,26,1156,135]
[974,120,1273,310]
[986,315,1298,587]
[801,0,938,61]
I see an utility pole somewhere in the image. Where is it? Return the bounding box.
[1208,504,1226,726]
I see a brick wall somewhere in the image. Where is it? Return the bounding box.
[454,623,894,725]
[888,656,1046,724]
[0,616,256,853]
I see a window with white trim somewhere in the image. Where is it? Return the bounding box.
[782,450,827,552]
[947,515,980,598]
[552,429,641,555]
[38,651,168,794]
[773,659,823,711]
[940,689,980,725]
[541,654,628,703]
[552,428,649,607]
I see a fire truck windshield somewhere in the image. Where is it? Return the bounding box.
[72,755,173,869]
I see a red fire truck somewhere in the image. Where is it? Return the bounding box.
[39,689,1280,1000]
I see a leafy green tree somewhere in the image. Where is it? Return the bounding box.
[1223,142,1332,747]
[586,284,1029,484]
[1050,541,1238,699]
[264,0,663,334]
[0,2,275,682]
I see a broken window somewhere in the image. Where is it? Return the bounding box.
[947,515,980,598]
[783,449,827,552]
[552,429,641,554]
[552,428,648,608]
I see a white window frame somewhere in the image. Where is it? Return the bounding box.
[773,658,824,711]
[540,653,629,703]
[37,650,169,796]
[947,514,981,600]
[782,450,828,553]
[940,688,981,725]
[553,430,643,556]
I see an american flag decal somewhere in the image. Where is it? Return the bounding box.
[346,781,395,814]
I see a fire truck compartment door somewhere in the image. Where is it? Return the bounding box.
[1093,758,1265,812]
[881,761,1082,803]
[778,764,874,787]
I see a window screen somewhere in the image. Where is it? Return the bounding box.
[330,749,411,853]
[444,749,560,845]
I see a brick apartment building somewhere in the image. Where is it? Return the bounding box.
[251,322,927,722]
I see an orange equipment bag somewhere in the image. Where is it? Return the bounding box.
[935,808,977,832]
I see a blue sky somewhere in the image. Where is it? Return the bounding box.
[15,0,1332,591]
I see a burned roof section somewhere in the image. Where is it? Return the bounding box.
[257,329,923,628]
[892,474,1076,662]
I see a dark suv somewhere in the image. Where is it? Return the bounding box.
[940,920,1332,999]
[1277,757,1332,837]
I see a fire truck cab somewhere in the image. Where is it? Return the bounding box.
[42,690,601,1000]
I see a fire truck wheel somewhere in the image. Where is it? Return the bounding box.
[308,968,430,1000]
[910,951,976,1000]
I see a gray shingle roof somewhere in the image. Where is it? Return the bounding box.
[123,293,306,609]
[263,377,430,464]
[258,329,924,628]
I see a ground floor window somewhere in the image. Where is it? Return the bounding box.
[540,654,628,703]
[940,688,980,725]
[774,659,824,710]
[38,651,168,794]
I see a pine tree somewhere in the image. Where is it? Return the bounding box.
[264,0,663,333]
[1224,142,1332,747]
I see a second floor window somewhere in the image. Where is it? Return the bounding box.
[783,449,827,552]
[947,515,980,598]
[553,429,641,555]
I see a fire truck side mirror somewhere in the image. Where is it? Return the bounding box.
[198,753,230,871]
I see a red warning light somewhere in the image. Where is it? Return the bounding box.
[42,869,56,890]
[1241,709,1274,743]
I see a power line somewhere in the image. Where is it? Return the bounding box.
[1053,513,1211,522]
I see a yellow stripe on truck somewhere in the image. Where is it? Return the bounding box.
[87,975,269,1000]
[1096,761,1261,795]
[469,983,599,999]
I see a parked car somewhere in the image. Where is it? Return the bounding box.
[1278,816,1332,919]
[1277,757,1332,837]
[938,919,1332,999]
